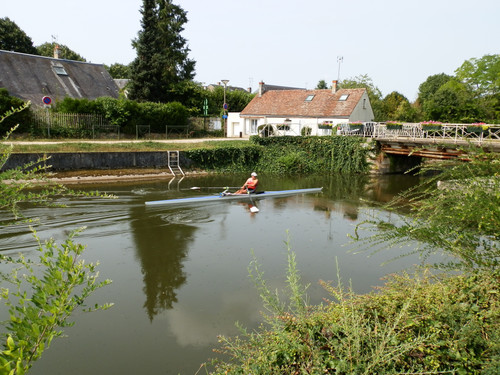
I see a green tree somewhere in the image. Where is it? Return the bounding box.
[455,54,500,96]
[36,42,86,62]
[381,91,409,121]
[340,74,384,121]
[129,0,196,102]
[315,80,328,89]
[106,63,131,79]
[424,79,481,122]
[417,73,453,109]
[0,17,38,55]
[455,54,500,122]
[394,100,422,122]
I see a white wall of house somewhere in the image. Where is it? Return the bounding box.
[227,114,353,137]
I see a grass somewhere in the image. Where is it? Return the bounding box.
[1,139,251,153]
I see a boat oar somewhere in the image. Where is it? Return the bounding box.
[188,186,240,190]
[246,187,260,213]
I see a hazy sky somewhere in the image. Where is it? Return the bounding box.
[3,0,499,100]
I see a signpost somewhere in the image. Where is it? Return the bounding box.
[42,97,52,137]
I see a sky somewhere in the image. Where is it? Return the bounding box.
[3,0,499,101]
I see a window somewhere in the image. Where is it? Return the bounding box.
[305,95,315,102]
[250,119,258,134]
[363,98,366,109]
[339,94,349,101]
[52,64,68,76]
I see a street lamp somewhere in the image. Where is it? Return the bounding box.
[221,79,229,137]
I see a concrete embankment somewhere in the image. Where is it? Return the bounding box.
[2,151,191,172]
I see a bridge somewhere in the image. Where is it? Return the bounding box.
[337,122,500,173]
[338,122,500,157]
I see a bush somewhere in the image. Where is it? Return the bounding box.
[0,88,32,134]
[52,97,190,135]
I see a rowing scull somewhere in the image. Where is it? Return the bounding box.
[145,187,322,206]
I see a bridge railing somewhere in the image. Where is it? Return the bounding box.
[369,122,500,145]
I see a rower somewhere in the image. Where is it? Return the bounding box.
[235,172,258,194]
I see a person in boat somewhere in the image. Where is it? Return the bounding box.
[235,172,259,194]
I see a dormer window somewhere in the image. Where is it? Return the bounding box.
[52,64,67,76]
[305,95,315,102]
[339,94,349,101]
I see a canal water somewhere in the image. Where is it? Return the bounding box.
[0,173,446,374]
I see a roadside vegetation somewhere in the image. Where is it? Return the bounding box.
[203,152,500,374]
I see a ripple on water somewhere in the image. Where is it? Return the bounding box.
[159,210,213,225]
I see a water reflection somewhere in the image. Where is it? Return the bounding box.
[130,208,193,320]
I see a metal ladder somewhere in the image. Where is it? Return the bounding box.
[167,151,185,176]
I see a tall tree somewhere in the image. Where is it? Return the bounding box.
[37,42,86,61]
[381,91,409,121]
[417,73,453,107]
[424,79,481,123]
[0,17,38,55]
[129,0,196,102]
[455,54,500,96]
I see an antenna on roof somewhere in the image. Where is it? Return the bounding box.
[337,56,343,82]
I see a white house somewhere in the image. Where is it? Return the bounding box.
[227,81,375,137]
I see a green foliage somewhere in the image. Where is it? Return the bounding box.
[0,228,113,374]
[129,0,195,102]
[0,90,32,134]
[355,150,499,273]
[206,241,500,374]
[106,63,131,79]
[1,107,113,373]
[300,126,312,136]
[0,18,38,55]
[52,97,189,134]
[251,136,371,175]
[418,73,454,107]
[455,54,500,96]
[423,79,483,123]
[185,136,371,175]
[185,146,262,172]
[36,42,86,62]
[381,91,410,121]
[316,80,328,89]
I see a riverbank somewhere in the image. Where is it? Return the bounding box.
[47,168,207,184]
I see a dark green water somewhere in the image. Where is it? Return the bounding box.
[0,173,444,374]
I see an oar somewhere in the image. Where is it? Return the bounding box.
[246,187,260,213]
[188,186,240,190]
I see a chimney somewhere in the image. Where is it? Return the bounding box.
[332,80,338,93]
[258,81,265,97]
[53,44,60,59]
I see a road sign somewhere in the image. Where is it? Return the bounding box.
[222,114,228,119]
[223,103,228,110]
[42,96,52,105]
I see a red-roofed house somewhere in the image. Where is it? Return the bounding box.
[226,81,374,137]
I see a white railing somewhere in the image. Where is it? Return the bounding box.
[372,123,500,145]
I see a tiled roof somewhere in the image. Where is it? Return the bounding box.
[0,50,119,105]
[240,88,366,118]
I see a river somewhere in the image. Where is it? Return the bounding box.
[0,173,446,374]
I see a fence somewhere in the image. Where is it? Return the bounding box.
[31,109,119,139]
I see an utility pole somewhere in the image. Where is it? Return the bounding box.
[221,79,229,137]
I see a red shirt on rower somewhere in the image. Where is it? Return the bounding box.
[238,172,258,193]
